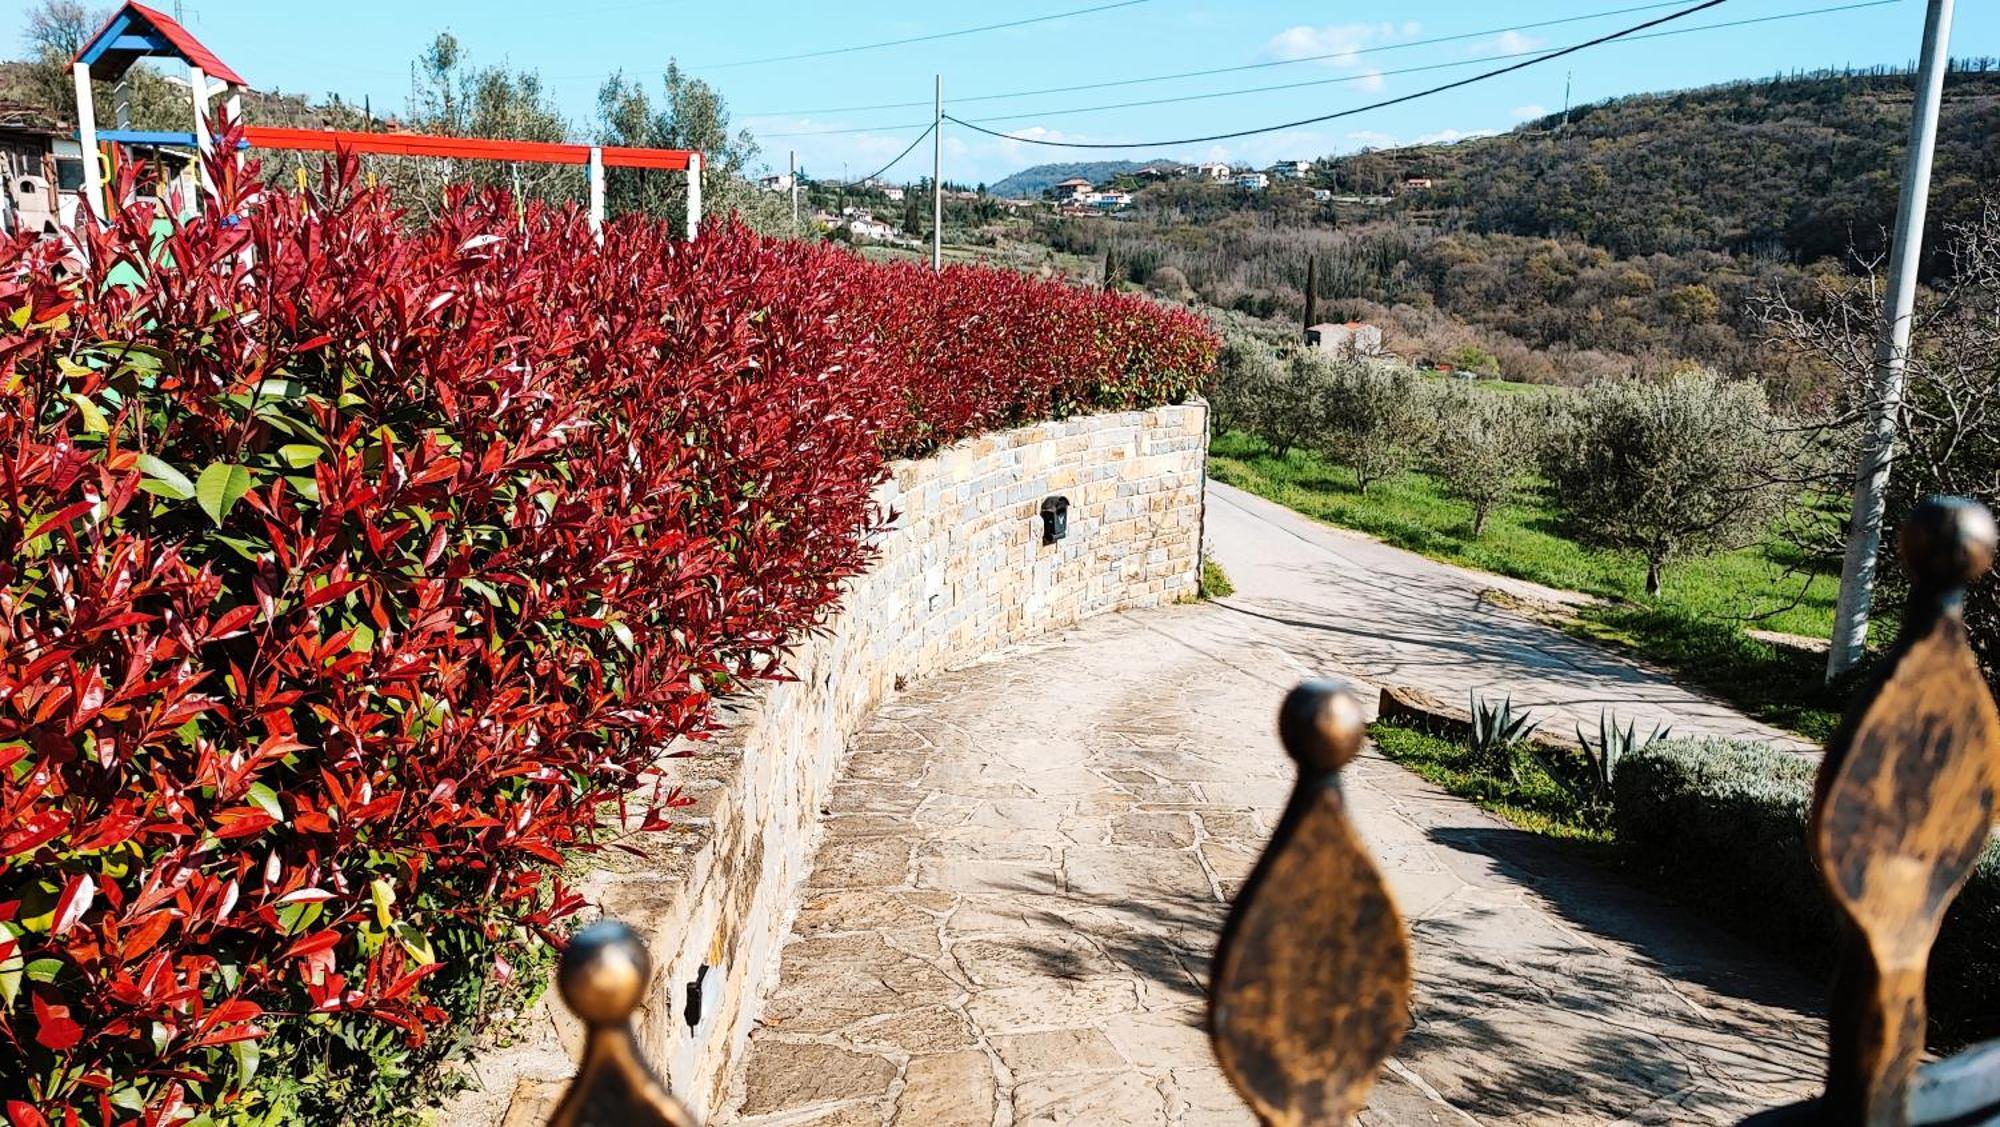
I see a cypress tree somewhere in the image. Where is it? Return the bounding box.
[1303,254,1320,340]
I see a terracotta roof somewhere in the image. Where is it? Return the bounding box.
[75,2,250,88]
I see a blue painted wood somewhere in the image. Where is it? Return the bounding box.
[74,13,135,66]
[86,129,200,146]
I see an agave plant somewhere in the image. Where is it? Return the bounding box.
[1468,691,1540,781]
[1561,709,1673,811]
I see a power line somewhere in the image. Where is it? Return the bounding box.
[854,122,938,184]
[696,0,1155,70]
[745,0,1699,118]
[944,0,1731,149]
[953,0,1896,128]
[752,0,1887,142]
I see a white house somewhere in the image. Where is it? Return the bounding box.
[1049,176,1095,201]
[1312,188,1334,202]
[758,173,795,193]
[1187,162,1232,182]
[882,186,906,202]
[1306,322,1385,359]
[1272,160,1314,180]
[848,216,897,241]
[1235,172,1270,191]
[1084,190,1133,211]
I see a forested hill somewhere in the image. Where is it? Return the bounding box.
[989,159,1181,197]
[1341,64,2000,265]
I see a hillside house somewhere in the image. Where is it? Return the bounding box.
[1050,177,1095,201]
[758,173,795,193]
[1085,190,1134,211]
[1134,165,1173,179]
[1402,177,1435,190]
[1306,321,1385,359]
[1188,162,1232,182]
[1272,160,1314,180]
[847,215,897,241]
[0,106,73,236]
[881,186,905,202]
[1312,188,1334,202]
[1235,172,1270,191]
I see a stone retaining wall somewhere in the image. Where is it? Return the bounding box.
[452,401,1209,1124]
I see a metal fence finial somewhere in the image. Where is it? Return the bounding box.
[546,922,699,1127]
[1209,680,1412,1126]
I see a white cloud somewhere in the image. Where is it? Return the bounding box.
[1473,30,1546,56]
[1413,128,1501,145]
[1264,21,1403,66]
[1510,104,1548,121]
[1343,130,1397,151]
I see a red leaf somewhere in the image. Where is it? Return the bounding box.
[31,990,84,1051]
[51,873,94,936]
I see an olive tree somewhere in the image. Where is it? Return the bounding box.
[1542,370,1780,596]
[1429,390,1537,535]
[1762,208,2000,677]
[1320,361,1437,494]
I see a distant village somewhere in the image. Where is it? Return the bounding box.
[771,158,1441,245]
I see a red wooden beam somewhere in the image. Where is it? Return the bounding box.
[242,126,697,171]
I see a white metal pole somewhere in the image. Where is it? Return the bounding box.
[1825,0,1955,681]
[189,63,212,195]
[789,149,799,237]
[588,146,605,240]
[685,152,703,241]
[931,75,943,271]
[73,62,103,222]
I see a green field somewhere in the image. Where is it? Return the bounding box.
[1209,431,1855,741]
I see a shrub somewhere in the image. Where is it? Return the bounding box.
[1319,360,1436,494]
[0,148,1214,1124]
[1428,390,1536,535]
[1614,738,2000,1044]
[1541,370,1781,596]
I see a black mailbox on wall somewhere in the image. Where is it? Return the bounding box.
[1041,496,1070,545]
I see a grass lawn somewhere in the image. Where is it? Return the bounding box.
[1370,724,1608,842]
[1210,431,1856,742]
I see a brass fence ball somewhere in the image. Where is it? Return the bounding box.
[1901,497,1998,591]
[560,921,651,1027]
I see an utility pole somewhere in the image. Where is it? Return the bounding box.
[1825,0,1956,682]
[789,149,799,238]
[932,74,944,272]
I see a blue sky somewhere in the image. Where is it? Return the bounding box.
[7,0,1995,186]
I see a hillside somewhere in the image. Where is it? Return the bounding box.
[1343,64,2000,264]
[999,64,2000,399]
[989,158,1182,198]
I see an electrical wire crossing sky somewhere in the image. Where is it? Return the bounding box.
[4,0,1992,185]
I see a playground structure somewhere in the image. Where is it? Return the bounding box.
[60,2,703,238]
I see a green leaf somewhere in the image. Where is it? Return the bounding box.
[371,877,396,929]
[136,454,196,500]
[390,920,435,965]
[151,1020,170,1056]
[0,922,21,1010]
[232,1037,261,1084]
[278,444,323,468]
[195,463,254,526]
[25,956,63,983]
[64,392,109,435]
[246,783,286,823]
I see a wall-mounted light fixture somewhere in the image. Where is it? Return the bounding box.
[1041,496,1071,545]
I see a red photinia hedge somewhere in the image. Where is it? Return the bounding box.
[0,148,1214,1123]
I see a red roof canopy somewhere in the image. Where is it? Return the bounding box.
[75,2,250,88]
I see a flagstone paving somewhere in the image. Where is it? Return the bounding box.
[716,596,1826,1125]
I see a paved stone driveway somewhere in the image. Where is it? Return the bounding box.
[716,602,1825,1125]
[1204,482,1814,751]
